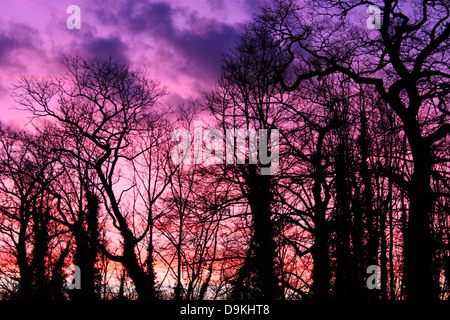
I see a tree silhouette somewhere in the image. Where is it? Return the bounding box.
[0,124,67,299]
[0,0,448,302]
[255,0,450,300]
[13,56,166,300]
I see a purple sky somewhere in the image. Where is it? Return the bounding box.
[0,0,261,126]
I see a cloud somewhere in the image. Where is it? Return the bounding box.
[173,17,240,80]
[84,35,129,64]
[97,0,240,88]
[65,31,130,65]
[121,1,175,36]
[0,23,48,103]
[0,23,42,69]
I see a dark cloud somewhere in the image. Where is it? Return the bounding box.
[66,31,130,65]
[174,21,239,80]
[0,23,48,124]
[122,1,175,36]
[0,23,46,99]
[0,35,18,65]
[0,23,41,67]
[84,36,129,64]
[99,0,240,83]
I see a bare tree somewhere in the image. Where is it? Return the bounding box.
[256,0,450,300]
[0,123,68,299]
[206,23,293,299]
[13,56,167,300]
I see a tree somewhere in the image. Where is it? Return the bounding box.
[13,56,167,300]
[0,123,67,299]
[206,23,293,299]
[128,114,176,299]
[257,0,450,300]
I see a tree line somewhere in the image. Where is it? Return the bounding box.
[0,0,449,300]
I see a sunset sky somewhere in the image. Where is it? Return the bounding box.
[0,0,262,289]
[1,0,448,303]
[0,0,261,125]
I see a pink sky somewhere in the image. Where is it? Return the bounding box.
[0,0,261,126]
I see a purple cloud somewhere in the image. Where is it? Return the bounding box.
[97,0,240,89]
[83,35,129,65]
[0,23,42,69]
[0,0,259,120]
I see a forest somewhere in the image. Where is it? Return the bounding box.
[0,0,449,301]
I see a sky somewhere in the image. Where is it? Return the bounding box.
[0,0,263,289]
[0,0,262,126]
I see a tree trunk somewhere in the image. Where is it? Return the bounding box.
[246,165,279,299]
[121,229,155,300]
[72,190,99,300]
[388,180,395,300]
[30,202,49,299]
[97,167,155,300]
[145,208,156,298]
[17,207,32,300]
[333,144,355,299]
[404,133,436,300]
[175,218,183,300]
[311,204,330,299]
[311,130,330,299]
[379,186,388,301]
[360,108,379,300]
